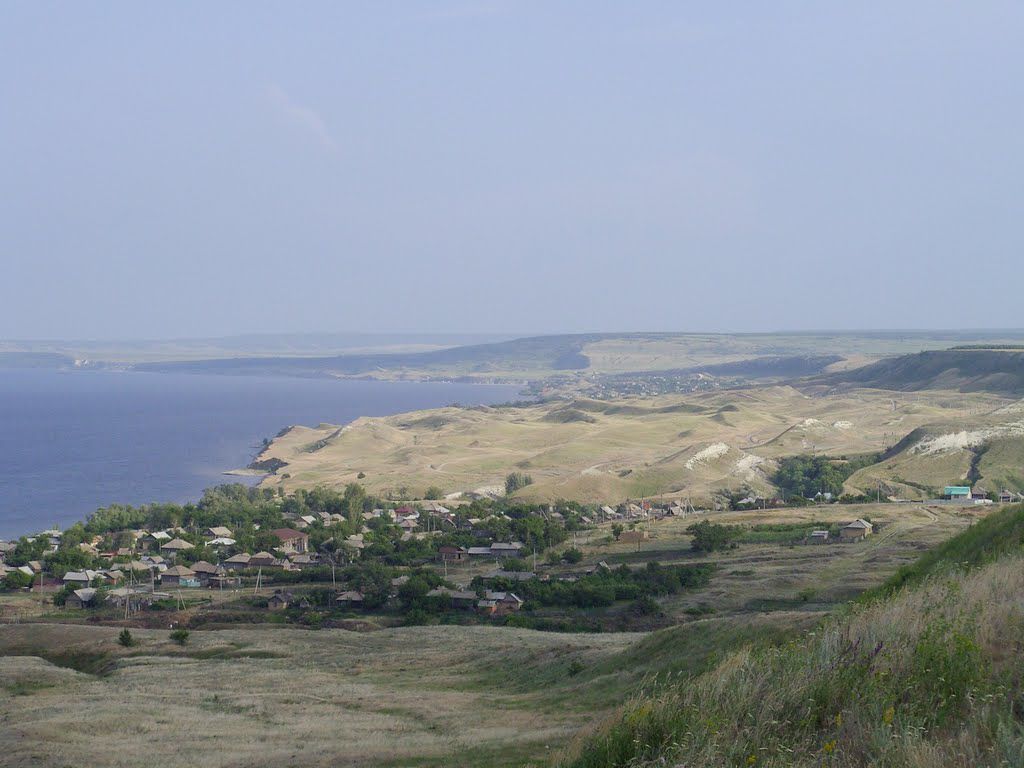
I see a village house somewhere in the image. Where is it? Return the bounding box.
[206,526,233,539]
[808,529,830,544]
[223,552,252,570]
[1000,490,1021,504]
[206,536,237,548]
[63,570,101,589]
[160,538,194,561]
[944,486,972,501]
[65,588,97,609]
[248,551,281,568]
[269,528,308,554]
[489,542,524,559]
[839,519,873,541]
[335,590,365,607]
[189,561,221,586]
[478,591,524,617]
[161,565,199,587]
[289,553,319,569]
[437,545,467,562]
[267,591,291,610]
[144,530,171,549]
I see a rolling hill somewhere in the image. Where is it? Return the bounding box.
[819,348,1024,395]
[250,385,1019,503]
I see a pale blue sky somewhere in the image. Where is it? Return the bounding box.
[2,2,1022,339]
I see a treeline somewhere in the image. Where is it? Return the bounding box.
[475,561,714,609]
[772,453,881,499]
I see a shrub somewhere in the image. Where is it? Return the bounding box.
[170,628,190,646]
[118,628,136,647]
[3,570,33,590]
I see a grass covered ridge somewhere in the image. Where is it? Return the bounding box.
[557,504,1024,768]
[870,501,1024,597]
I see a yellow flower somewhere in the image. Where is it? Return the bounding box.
[882,706,895,725]
[746,755,758,765]
[834,713,843,727]
[823,739,837,755]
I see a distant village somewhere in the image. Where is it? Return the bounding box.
[1,480,1019,627]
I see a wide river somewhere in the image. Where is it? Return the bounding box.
[0,369,521,539]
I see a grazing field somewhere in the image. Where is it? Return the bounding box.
[253,384,1017,503]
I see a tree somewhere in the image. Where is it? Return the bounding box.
[118,628,136,647]
[343,483,367,523]
[505,472,534,496]
[424,486,444,501]
[686,520,740,552]
[3,571,32,590]
[397,576,430,610]
[562,547,583,564]
[611,523,624,540]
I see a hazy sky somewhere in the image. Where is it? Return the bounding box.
[2,2,1022,339]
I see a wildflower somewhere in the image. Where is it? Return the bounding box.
[882,706,895,725]
[823,739,837,755]
[834,713,842,727]
[746,755,758,765]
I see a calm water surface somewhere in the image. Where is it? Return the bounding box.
[0,370,521,538]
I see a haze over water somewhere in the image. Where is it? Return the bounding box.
[0,370,520,539]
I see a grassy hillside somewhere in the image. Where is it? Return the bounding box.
[844,400,1024,498]
[557,504,1024,768]
[253,386,1016,502]
[872,502,1024,596]
[821,348,1024,395]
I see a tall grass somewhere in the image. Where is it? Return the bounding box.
[558,517,1024,767]
[870,502,1024,597]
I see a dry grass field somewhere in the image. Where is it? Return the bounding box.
[0,622,643,768]
[253,385,1016,503]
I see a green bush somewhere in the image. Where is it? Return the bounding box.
[3,570,33,590]
[118,628,136,647]
[170,628,190,646]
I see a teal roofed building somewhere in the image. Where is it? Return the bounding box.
[944,486,972,499]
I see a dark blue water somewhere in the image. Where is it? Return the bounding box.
[0,370,521,539]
